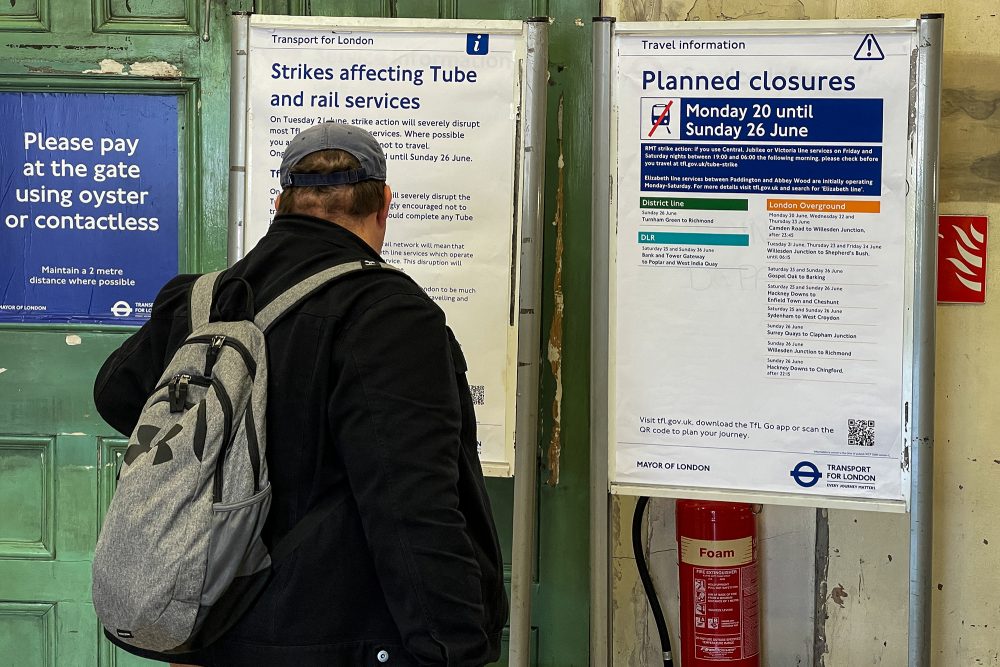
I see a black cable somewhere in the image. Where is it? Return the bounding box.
[633,496,674,667]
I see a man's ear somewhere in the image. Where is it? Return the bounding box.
[377,184,392,226]
[274,192,282,211]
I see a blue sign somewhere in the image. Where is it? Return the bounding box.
[677,98,884,143]
[641,143,883,196]
[790,461,822,488]
[466,33,489,55]
[0,92,179,325]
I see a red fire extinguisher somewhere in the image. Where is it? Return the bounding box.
[676,500,761,666]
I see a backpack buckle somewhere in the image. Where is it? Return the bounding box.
[169,374,190,413]
[204,335,226,377]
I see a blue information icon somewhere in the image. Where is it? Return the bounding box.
[466,33,489,55]
[790,461,822,488]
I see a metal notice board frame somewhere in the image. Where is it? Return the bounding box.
[591,15,942,667]
[229,15,548,664]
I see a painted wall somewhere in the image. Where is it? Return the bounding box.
[605,0,1000,665]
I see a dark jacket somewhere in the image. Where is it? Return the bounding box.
[94,214,508,666]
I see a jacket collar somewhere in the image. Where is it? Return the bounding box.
[267,214,382,261]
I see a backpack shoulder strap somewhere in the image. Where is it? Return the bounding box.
[253,260,405,333]
[189,271,224,330]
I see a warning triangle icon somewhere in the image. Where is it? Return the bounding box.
[854,34,885,60]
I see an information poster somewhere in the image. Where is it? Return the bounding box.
[612,29,915,501]
[0,92,179,325]
[244,18,523,473]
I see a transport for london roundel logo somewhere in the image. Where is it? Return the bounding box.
[111,301,133,318]
[790,461,822,488]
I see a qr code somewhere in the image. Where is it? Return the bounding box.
[470,384,486,406]
[847,419,876,446]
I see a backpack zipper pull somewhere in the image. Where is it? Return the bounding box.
[204,335,226,377]
[169,374,191,413]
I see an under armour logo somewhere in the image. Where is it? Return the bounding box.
[124,424,182,466]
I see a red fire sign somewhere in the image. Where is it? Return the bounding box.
[938,215,988,304]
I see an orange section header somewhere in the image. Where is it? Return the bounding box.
[767,199,881,214]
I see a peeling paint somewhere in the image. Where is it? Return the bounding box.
[0,368,6,374]
[815,507,830,665]
[546,94,565,487]
[575,18,585,26]
[615,0,828,21]
[830,583,849,608]
[83,59,125,75]
[65,335,81,346]
[942,88,1000,122]
[970,151,1000,184]
[7,43,127,50]
[129,61,182,78]
[83,59,182,77]
[27,66,60,73]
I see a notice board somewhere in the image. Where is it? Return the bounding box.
[237,16,535,476]
[605,21,925,510]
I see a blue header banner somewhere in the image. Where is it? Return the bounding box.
[0,92,179,325]
[681,98,883,143]
[641,97,884,144]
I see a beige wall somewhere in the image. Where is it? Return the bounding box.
[605,0,1000,664]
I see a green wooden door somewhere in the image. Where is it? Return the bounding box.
[0,1,231,665]
[0,1,594,665]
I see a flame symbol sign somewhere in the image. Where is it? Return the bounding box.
[941,222,986,292]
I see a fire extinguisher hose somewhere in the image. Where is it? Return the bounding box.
[632,496,674,667]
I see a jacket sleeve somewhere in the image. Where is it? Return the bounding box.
[329,292,489,666]
[93,274,198,436]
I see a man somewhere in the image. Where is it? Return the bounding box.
[94,122,508,666]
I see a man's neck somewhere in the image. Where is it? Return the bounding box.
[293,209,381,253]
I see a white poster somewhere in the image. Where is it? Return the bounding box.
[612,28,916,501]
[245,19,524,474]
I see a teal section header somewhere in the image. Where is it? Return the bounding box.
[638,232,750,246]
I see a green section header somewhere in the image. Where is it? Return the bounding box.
[640,197,748,211]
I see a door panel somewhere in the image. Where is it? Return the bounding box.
[0,437,54,562]
[94,0,198,34]
[0,1,49,31]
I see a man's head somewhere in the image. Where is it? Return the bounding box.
[276,122,392,251]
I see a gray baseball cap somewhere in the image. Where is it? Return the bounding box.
[278,122,387,188]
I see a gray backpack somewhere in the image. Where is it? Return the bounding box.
[93,259,396,654]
